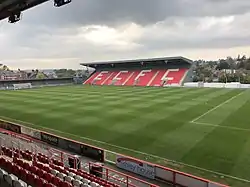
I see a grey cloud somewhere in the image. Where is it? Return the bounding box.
[21,0,250,27]
[140,36,250,50]
[1,0,250,69]
[23,0,175,27]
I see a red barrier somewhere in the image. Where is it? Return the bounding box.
[0,128,159,187]
[112,153,229,187]
[89,162,159,187]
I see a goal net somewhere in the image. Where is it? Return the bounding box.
[110,78,118,85]
[133,78,140,86]
[13,83,32,90]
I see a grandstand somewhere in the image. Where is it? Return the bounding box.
[81,56,193,87]
[0,128,160,187]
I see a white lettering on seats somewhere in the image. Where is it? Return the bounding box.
[161,69,179,83]
[135,70,152,81]
[147,71,159,86]
[113,71,128,81]
[94,71,109,80]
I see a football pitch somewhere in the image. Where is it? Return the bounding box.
[1,85,250,186]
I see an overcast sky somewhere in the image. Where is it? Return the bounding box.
[0,0,250,69]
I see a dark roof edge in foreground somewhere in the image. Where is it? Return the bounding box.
[80,56,193,66]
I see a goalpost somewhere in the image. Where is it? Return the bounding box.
[13,83,32,90]
[110,78,118,85]
[161,78,168,87]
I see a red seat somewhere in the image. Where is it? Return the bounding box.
[51,176,61,186]
[23,162,30,170]
[35,177,45,187]
[45,183,55,187]
[6,149,13,157]
[13,152,19,158]
[26,154,33,161]
[33,161,38,167]
[60,181,72,187]
[13,157,18,163]
[43,173,53,182]
[43,165,51,173]
[12,165,21,176]
[30,166,38,174]
[6,161,13,173]
[20,169,28,181]
[18,159,24,167]
[0,157,5,167]
[42,156,49,164]
[25,150,32,157]
[37,168,45,178]
[27,173,36,185]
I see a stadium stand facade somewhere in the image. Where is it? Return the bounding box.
[81,56,193,87]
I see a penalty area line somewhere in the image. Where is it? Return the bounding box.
[190,121,250,132]
[191,91,245,123]
[1,115,250,183]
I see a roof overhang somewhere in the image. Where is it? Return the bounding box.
[0,0,49,21]
[80,56,193,68]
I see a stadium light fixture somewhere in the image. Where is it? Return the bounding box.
[54,0,72,7]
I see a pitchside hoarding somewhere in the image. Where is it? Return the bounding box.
[116,155,156,179]
[0,120,21,133]
[58,138,81,154]
[80,144,104,162]
[21,126,41,140]
[40,132,59,146]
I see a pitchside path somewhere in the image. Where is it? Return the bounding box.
[1,86,250,186]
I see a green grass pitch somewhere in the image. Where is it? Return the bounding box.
[1,85,250,186]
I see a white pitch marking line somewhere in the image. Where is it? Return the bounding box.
[191,91,245,123]
[191,121,250,132]
[1,116,250,183]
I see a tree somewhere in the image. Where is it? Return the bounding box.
[54,69,76,78]
[36,72,46,79]
[2,65,9,71]
[216,59,230,70]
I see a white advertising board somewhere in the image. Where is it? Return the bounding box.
[116,155,155,179]
[21,126,41,140]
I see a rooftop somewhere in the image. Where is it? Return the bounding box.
[80,56,193,67]
[0,0,48,21]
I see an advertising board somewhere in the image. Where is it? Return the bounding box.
[0,120,21,133]
[21,126,41,140]
[40,132,59,146]
[116,155,155,179]
[58,138,81,154]
[80,144,104,162]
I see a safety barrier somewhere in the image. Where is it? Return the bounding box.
[0,127,159,187]
[104,151,229,187]
[184,82,250,89]
[89,162,159,187]
[0,119,237,187]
